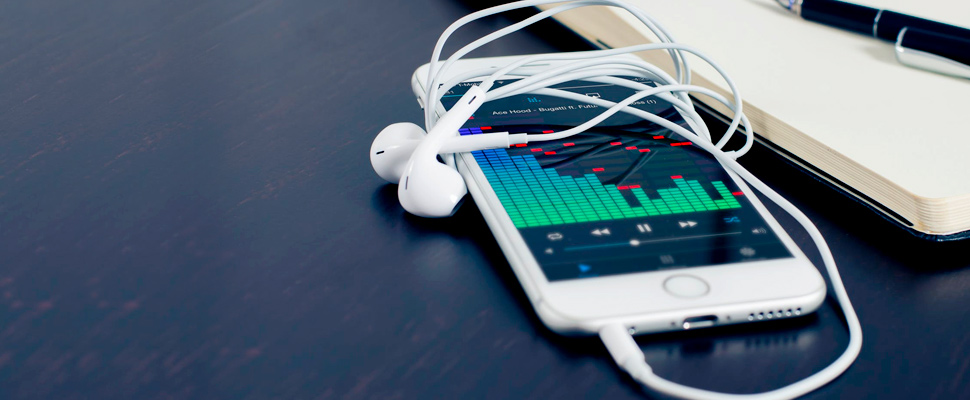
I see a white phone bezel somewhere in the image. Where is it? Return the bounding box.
[411,54,826,335]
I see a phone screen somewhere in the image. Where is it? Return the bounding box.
[440,78,792,281]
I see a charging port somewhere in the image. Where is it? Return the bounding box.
[682,315,718,330]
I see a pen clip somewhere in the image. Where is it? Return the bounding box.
[895,27,970,79]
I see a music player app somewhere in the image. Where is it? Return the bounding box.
[442,78,792,281]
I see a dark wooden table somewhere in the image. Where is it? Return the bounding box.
[2,0,969,398]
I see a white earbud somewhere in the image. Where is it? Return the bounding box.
[370,122,526,184]
[370,122,427,183]
[372,86,492,217]
[397,155,468,217]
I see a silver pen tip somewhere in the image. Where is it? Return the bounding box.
[775,0,794,10]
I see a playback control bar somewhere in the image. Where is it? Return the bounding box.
[522,211,793,281]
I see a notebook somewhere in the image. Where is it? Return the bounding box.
[542,0,970,240]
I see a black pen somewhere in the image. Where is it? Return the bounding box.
[777,0,970,78]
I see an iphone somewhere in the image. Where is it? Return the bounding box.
[409,54,826,335]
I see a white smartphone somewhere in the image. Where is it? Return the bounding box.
[410,54,826,336]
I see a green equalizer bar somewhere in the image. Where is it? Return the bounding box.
[472,149,742,228]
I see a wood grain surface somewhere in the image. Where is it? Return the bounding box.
[1,0,969,399]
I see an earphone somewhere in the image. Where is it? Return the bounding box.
[369,1,862,398]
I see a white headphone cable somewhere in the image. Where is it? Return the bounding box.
[424,0,691,129]
[433,66,713,142]
[600,133,863,400]
[433,41,748,148]
[414,1,862,398]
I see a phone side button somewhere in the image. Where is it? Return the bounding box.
[663,275,710,298]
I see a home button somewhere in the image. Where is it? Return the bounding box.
[663,275,710,298]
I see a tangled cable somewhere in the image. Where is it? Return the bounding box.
[392,2,863,397]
